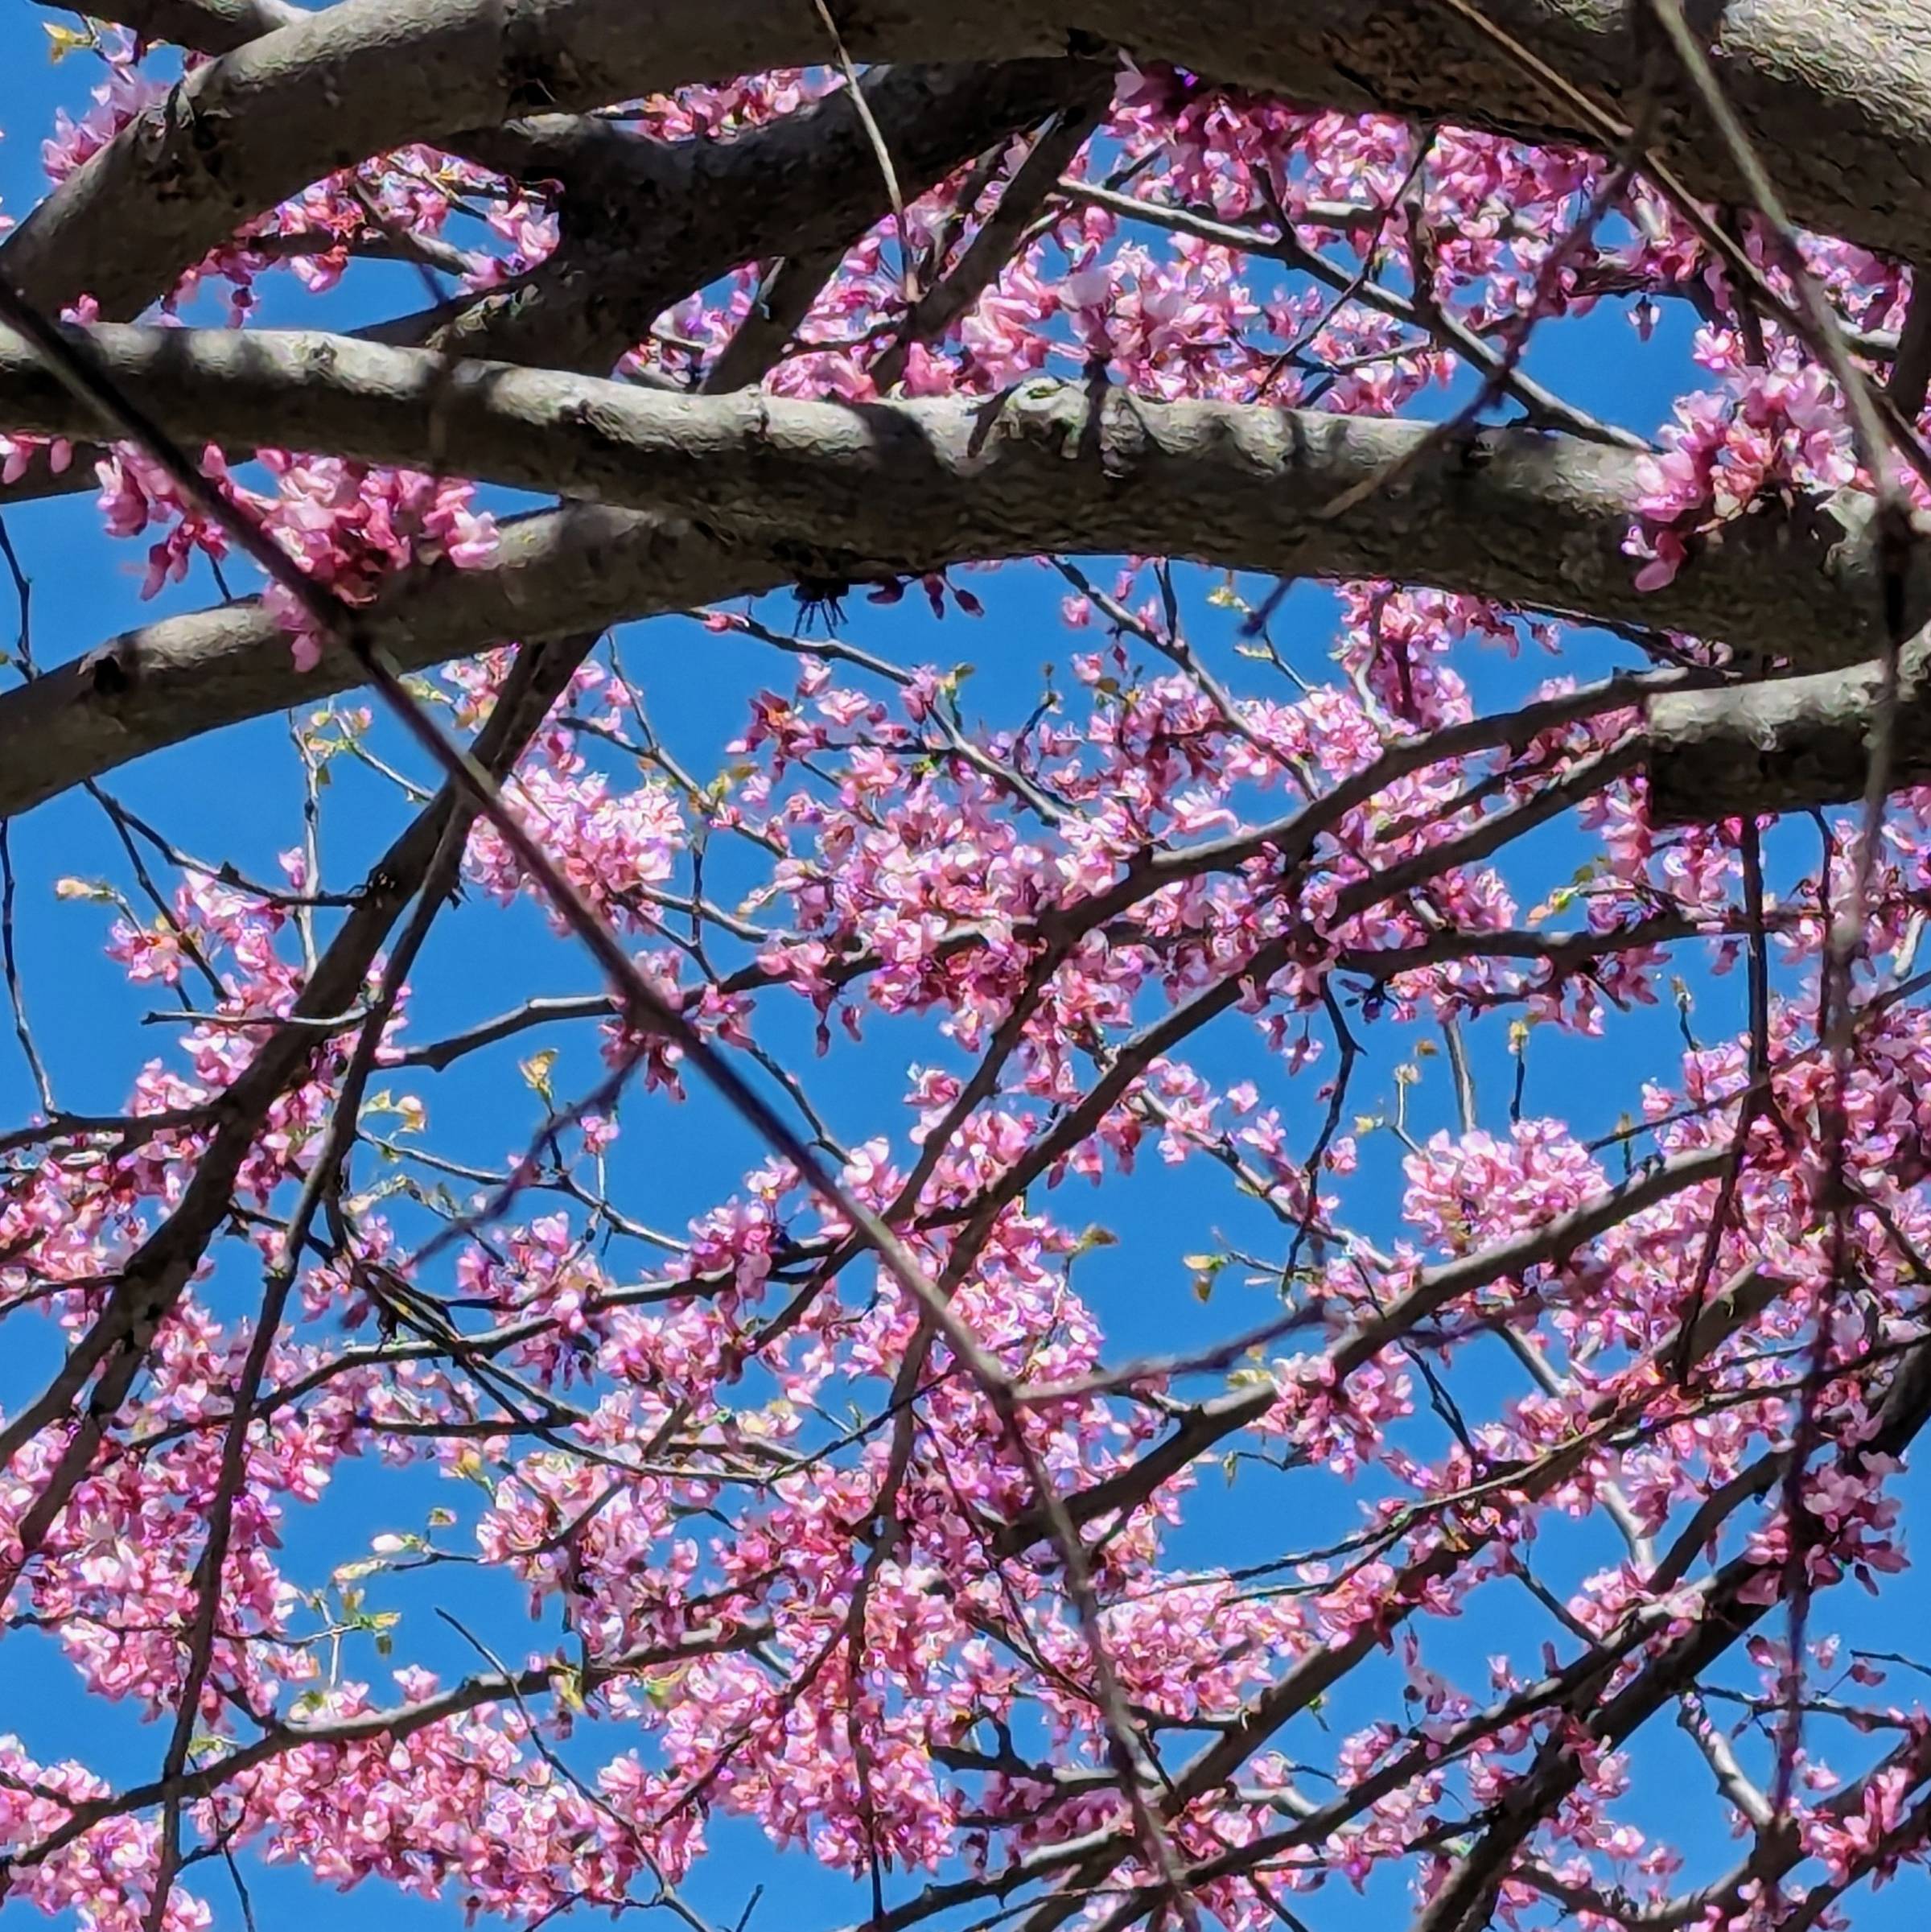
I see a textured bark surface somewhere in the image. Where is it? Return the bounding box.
[3,53,1060,504]
[0,506,772,820]
[389,59,1110,373]
[5,1,1931,826]
[1646,650,1931,822]
[0,325,1907,669]
[9,2,1931,322]
[5,323,1925,820]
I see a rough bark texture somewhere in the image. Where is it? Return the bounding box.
[0,506,772,820]
[5,2,1931,828]
[8,2,1931,325]
[1646,650,1931,822]
[7,323,1925,822]
[4,55,1068,505]
[385,59,1111,373]
[0,324,1908,669]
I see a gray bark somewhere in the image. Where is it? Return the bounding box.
[0,323,1906,673]
[378,60,1110,373]
[1645,649,1931,822]
[6,2,1931,324]
[5,323,1924,823]
[0,57,1077,506]
[0,505,769,820]
[4,5,1930,826]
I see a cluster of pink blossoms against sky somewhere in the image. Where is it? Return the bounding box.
[3,22,1931,1932]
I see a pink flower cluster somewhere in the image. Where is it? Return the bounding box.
[89,441,497,665]
[1625,349,1860,592]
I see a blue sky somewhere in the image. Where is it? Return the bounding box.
[2,23,1928,1932]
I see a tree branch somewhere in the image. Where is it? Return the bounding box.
[1645,642,1931,822]
[10,1,1931,330]
[0,502,767,821]
[1410,1328,1931,1932]
[4,329,1908,687]
[6,1618,769,1873]
[3,323,1921,819]
[0,632,590,1565]
[390,60,1111,375]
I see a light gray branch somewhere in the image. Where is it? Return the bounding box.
[0,504,769,820]
[1,323,1922,822]
[0,323,1908,665]
[5,59,1081,513]
[1645,645,1931,823]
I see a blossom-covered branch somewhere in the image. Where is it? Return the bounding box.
[6,6,1931,1931]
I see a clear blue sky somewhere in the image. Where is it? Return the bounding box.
[2,27,1926,1932]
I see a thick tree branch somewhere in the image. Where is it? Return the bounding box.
[3,332,1907,686]
[387,59,1110,374]
[9,2,1931,327]
[0,504,764,821]
[1645,644,1931,822]
[3,325,1922,822]
[30,0,308,55]
[2,60,1091,521]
